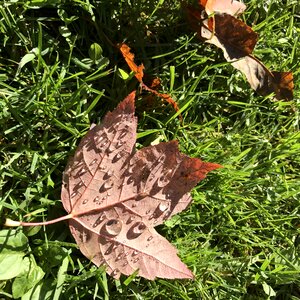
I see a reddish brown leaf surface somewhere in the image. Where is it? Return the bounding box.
[61,91,221,280]
[188,0,294,100]
[118,43,181,114]
[200,0,246,16]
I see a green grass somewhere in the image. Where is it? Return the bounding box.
[0,0,299,299]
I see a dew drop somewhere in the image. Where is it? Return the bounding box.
[92,213,106,228]
[111,269,119,277]
[133,258,139,263]
[100,179,114,192]
[106,146,114,154]
[119,130,127,139]
[93,196,99,202]
[99,139,109,147]
[157,169,173,187]
[165,211,171,218]
[82,199,88,204]
[133,250,139,256]
[112,243,119,250]
[104,219,122,236]
[153,220,158,224]
[112,152,122,163]
[78,168,86,176]
[158,202,169,212]
[115,140,124,149]
[128,165,134,174]
[122,262,128,267]
[125,252,129,256]
[96,135,105,143]
[127,216,135,224]
[108,124,117,133]
[158,155,165,163]
[100,165,106,171]
[127,177,134,184]
[71,192,77,198]
[116,253,123,261]
[148,214,155,220]
[147,236,153,241]
[103,170,114,180]
[132,222,146,236]
[104,180,114,189]
[90,158,97,166]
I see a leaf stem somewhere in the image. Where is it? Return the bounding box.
[5,214,73,227]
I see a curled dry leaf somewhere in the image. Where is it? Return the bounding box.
[6,92,221,280]
[188,0,294,100]
[118,43,181,114]
[200,0,246,16]
[119,43,144,83]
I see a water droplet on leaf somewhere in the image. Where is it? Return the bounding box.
[79,168,86,176]
[158,202,169,212]
[115,140,124,149]
[112,152,123,162]
[119,129,127,139]
[90,159,97,165]
[128,222,147,238]
[100,179,114,192]
[127,216,135,224]
[93,213,105,228]
[103,170,114,179]
[104,219,122,236]
[112,268,119,277]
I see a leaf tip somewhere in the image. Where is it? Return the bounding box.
[117,90,136,113]
[4,218,21,227]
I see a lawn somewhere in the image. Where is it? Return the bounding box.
[0,0,299,299]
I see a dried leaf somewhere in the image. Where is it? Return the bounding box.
[59,91,221,280]
[119,43,144,83]
[118,43,181,114]
[200,0,246,16]
[188,0,294,100]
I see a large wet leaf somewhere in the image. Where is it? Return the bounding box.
[60,91,221,280]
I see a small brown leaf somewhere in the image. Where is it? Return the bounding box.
[119,43,144,83]
[187,0,294,100]
[200,0,246,16]
[119,43,181,114]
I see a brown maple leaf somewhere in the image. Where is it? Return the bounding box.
[5,92,221,280]
[187,0,294,100]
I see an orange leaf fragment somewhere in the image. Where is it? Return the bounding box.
[119,43,144,83]
[119,43,181,114]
